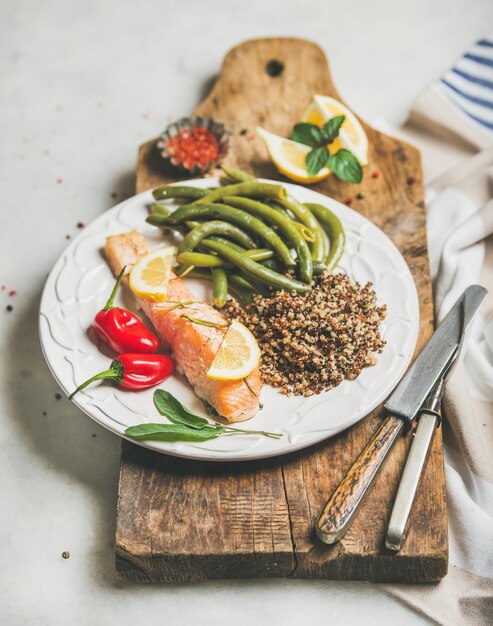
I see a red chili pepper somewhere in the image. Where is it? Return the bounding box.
[93,267,160,354]
[68,353,175,400]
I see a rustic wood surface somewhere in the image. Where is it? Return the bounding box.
[115,37,447,583]
[316,415,405,543]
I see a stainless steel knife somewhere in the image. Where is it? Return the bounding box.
[316,284,487,545]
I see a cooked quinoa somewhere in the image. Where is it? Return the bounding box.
[223,272,387,396]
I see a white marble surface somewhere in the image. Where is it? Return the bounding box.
[2,1,492,624]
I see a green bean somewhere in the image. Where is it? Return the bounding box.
[260,257,283,272]
[228,273,255,292]
[187,268,255,307]
[146,213,169,226]
[150,202,172,217]
[313,260,327,275]
[268,203,317,239]
[305,203,346,270]
[276,195,329,264]
[194,182,287,205]
[146,214,189,234]
[184,220,202,230]
[177,221,256,257]
[203,240,311,293]
[291,222,316,242]
[177,252,225,268]
[165,203,294,266]
[196,243,271,296]
[152,186,208,201]
[243,248,274,262]
[268,201,294,220]
[212,268,228,308]
[223,195,313,283]
[205,236,246,253]
[235,273,270,298]
[226,274,256,306]
[185,267,212,281]
[220,165,256,183]
[201,240,272,262]
[182,245,273,267]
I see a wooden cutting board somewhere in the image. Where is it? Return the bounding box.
[115,38,447,583]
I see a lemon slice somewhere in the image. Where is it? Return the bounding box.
[207,320,261,380]
[129,246,175,301]
[256,127,331,184]
[302,95,369,166]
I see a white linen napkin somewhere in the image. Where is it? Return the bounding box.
[377,36,493,626]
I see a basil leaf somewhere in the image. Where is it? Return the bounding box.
[327,149,363,183]
[322,115,345,144]
[305,146,330,176]
[291,123,325,147]
[153,389,210,429]
[125,423,222,442]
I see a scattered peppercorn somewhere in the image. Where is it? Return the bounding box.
[66,235,71,240]
[356,193,364,200]
[111,192,118,200]
[55,393,62,400]
[42,411,47,416]
[239,129,248,136]
[76,222,85,229]
[371,170,380,179]
[224,273,386,396]
[92,433,97,437]
[62,551,70,559]
[407,176,416,186]
[6,305,13,312]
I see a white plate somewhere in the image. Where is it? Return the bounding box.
[39,178,419,461]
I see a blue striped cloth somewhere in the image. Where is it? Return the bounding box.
[440,38,493,135]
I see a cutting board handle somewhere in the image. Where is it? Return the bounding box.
[316,415,405,544]
[136,38,344,194]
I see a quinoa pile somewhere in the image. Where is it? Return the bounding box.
[223,272,387,396]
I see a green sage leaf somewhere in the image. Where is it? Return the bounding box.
[153,389,210,429]
[291,123,325,147]
[305,146,330,176]
[125,423,221,442]
[327,149,363,183]
[322,115,345,144]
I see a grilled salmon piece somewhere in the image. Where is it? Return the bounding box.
[105,230,262,422]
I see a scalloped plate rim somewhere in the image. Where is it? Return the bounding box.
[39,178,420,462]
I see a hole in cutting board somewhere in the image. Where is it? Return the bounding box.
[265,59,284,77]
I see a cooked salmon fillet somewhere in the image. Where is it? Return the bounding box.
[105,230,262,422]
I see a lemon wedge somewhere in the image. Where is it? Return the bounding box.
[256,127,331,184]
[129,246,175,301]
[302,95,369,166]
[207,320,261,380]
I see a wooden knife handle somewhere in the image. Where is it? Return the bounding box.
[316,415,405,544]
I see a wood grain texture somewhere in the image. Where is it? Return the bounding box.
[115,37,448,583]
[317,416,405,543]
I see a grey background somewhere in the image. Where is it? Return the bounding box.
[2,0,492,624]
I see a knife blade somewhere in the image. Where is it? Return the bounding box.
[384,285,487,424]
[316,285,487,545]
[385,287,482,551]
